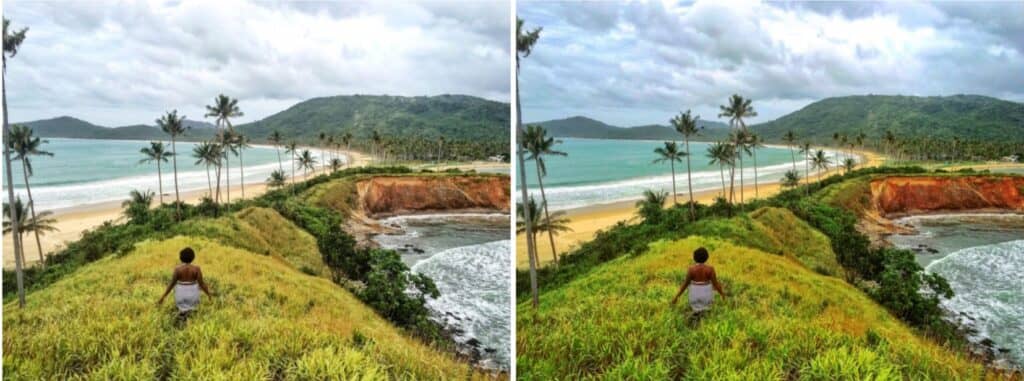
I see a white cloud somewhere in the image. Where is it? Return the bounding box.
[3,0,511,126]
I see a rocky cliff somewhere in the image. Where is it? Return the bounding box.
[870,176,1024,217]
[357,175,510,218]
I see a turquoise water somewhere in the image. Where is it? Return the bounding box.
[519,138,844,210]
[889,214,1024,369]
[2,138,335,211]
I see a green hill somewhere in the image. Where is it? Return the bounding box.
[3,206,481,379]
[531,116,731,141]
[516,235,982,379]
[237,94,509,143]
[20,116,217,140]
[753,94,1024,143]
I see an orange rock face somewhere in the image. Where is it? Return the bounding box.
[870,176,1024,217]
[357,175,510,217]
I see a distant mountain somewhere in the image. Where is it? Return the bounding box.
[19,116,217,141]
[16,94,509,144]
[530,116,731,141]
[237,94,509,143]
[752,94,1024,143]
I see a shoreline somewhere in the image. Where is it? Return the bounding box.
[2,148,372,269]
[516,148,885,268]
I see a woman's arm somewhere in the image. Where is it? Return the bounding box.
[157,269,178,305]
[670,270,692,305]
[197,267,213,297]
[710,267,726,298]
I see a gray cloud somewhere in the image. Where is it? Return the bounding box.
[517,0,1024,126]
[3,0,511,126]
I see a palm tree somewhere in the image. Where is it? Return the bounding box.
[652,141,685,205]
[436,136,446,166]
[204,94,242,203]
[121,189,154,223]
[729,130,752,204]
[517,17,542,307]
[707,141,734,200]
[516,196,571,266]
[268,130,284,172]
[811,149,832,183]
[783,130,798,171]
[718,94,757,203]
[266,170,287,189]
[9,124,53,267]
[523,124,567,264]
[341,132,353,166]
[156,110,187,207]
[370,130,382,162]
[297,149,317,178]
[4,17,29,307]
[285,141,298,184]
[670,109,700,219]
[748,133,765,199]
[329,157,343,173]
[139,141,173,204]
[781,170,801,189]
[635,189,668,223]
[843,157,856,173]
[4,197,56,268]
[799,141,812,193]
[233,132,250,199]
[192,142,217,197]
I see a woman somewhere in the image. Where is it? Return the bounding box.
[670,247,726,312]
[157,247,213,317]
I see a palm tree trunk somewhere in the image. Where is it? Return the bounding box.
[225,154,230,204]
[804,155,810,196]
[239,148,245,199]
[789,145,796,172]
[535,160,559,265]
[215,163,221,204]
[20,160,45,268]
[670,160,677,205]
[728,164,735,204]
[205,165,212,197]
[156,160,163,204]
[719,164,726,199]
[517,71,539,308]
[738,154,744,204]
[752,148,759,199]
[171,137,180,204]
[3,73,26,307]
[684,137,694,219]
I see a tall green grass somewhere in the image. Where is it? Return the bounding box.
[516,236,984,380]
[3,236,481,379]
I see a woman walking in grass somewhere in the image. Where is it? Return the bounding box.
[671,247,726,312]
[157,247,213,319]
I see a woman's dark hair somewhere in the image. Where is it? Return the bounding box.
[180,247,196,263]
[693,247,709,263]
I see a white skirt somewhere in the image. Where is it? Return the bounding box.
[174,282,200,312]
[689,282,713,312]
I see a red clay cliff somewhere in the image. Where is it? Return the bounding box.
[870,176,1024,217]
[357,175,510,218]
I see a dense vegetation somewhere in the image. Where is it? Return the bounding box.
[516,167,996,378]
[21,116,216,140]
[533,115,730,141]
[3,166,467,345]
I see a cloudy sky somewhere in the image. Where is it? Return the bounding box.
[518,1,1024,126]
[3,1,510,126]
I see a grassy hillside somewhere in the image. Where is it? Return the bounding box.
[516,236,983,379]
[754,94,1024,143]
[532,115,730,141]
[237,94,509,143]
[21,116,217,141]
[3,236,477,379]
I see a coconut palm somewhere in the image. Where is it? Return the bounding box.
[232,132,250,199]
[748,133,765,199]
[652,141,685,205]
[192,141,217,197]
[636,189,668,223]
[268,130,284,172]
[729,130,752,204]
[516,196,571,266]
[811,149,832,183]
[517,17,542,307]
[267,169,287,189]
[799,141,812,193]
[156,110,187,206]
[4,197,56,268]
[707,141,734,201]
[9,124,53,267]
[783,130,798,171]
[370,130,382,162]
[329,157,343,173]
[718,94,757,203]
[781,170,801,189]
[326,135,336,173]
[122,189,154,223]
[843,157,856,173]
[139,141,173,204]
[523,124,567,264]
[342,132,353,166]
[670,109,700,218]
[4,17,29,306]
[285,141,298,184]
[436,136,446,166]
[297,149,317,178]
[204,94,242,203]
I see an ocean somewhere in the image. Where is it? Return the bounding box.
[372,213,511,371]
[518,138,846,210]
[2,138,334,211]
[889,214,1024,369]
